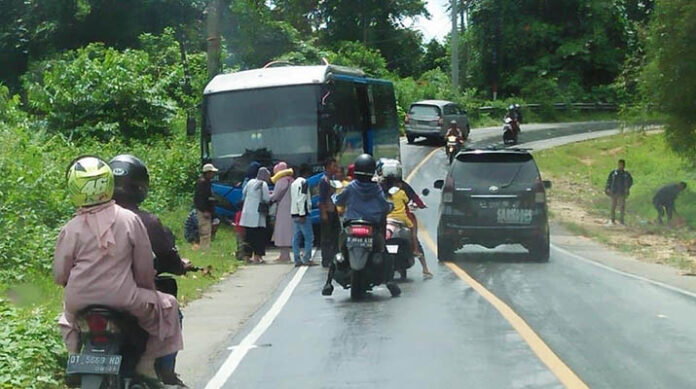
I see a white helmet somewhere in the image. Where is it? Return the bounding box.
[381,159,402,179]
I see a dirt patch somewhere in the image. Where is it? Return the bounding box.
[602,146,625,155]
[546,175,696,273]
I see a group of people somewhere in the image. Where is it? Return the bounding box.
[604,159,688,225]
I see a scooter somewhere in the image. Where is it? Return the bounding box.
[385,218,415,280]
[322,220,400,300]
[67,306,150,389]
[502,117,519,145]
[445,135,462,164]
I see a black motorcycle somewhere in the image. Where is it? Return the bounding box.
[445,135,462,164]
[67,306,150,389]
[385,218,415,280]
[322,220,400,300]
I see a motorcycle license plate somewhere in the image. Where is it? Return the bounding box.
[347,236,373,248]
[386,245,399,254]
[496,208,533,224]
[67,353,122,375]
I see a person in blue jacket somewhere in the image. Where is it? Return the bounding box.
[322,154,400,297]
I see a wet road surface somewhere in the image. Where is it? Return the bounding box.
[203,121,696,389]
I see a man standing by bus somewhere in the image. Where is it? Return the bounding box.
[194,163,218,250]
[319,158,341,267]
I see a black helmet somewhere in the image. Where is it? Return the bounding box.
[109,154,150,205]
[353,153,376,182]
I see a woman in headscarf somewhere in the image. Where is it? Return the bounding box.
[54,156,183,378]
[240,167,271,263]
[235,161,262,261]
[269,162,294,262]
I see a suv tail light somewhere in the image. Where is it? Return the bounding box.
[438,117,443,126]
[534,178,546,203]
[350,225,373,237]
[443,176,455,203]
[404,114,410,124]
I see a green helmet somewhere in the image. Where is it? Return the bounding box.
[66,156,114,207]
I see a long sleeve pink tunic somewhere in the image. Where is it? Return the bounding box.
[53,201,182,358]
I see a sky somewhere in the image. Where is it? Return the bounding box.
[411,0,451,42]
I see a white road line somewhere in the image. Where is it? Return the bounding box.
[551,244,696,300]
[205,265,309,389]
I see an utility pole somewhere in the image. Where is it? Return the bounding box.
[206,0,222,81]
[451,0,459,92]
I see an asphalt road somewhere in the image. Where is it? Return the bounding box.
[200,121,696,389]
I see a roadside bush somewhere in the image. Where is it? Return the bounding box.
[0,299,65,388]
[23,43,176,141]
[0,120,198,283]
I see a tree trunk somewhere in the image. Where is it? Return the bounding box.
[206,0,222,81]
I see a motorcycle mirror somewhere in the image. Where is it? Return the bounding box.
[422,188,430,197]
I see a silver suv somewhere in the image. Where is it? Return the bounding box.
[405,100,470,144]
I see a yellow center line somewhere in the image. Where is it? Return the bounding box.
[405,146,589,389]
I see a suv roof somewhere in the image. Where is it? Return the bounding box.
[410,100,454,107]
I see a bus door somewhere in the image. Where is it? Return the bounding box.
[354,83,375,155]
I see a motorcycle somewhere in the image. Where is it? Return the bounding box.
[445,135,461,164]
[502,117,519,145]
[322,220,400,300]
[67,306,150,389]
[68,265,200,388]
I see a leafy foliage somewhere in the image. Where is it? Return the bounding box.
[24,43,177,140]
[640,0,696,160]
[0,299,65,388]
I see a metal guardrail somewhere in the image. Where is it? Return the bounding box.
[477,102,618,114]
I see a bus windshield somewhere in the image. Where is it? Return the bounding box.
[206,84,320,165]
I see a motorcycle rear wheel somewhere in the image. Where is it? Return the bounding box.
[350,270,366,300]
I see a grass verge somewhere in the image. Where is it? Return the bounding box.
[535,131,696,272]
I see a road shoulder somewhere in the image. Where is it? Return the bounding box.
[551,222,696,296]
[177,259,295,387]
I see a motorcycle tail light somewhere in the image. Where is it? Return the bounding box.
[350,225,373,237]
[84,314,110,344]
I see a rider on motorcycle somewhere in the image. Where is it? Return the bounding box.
[54,156,183,381]
[109,154,191,387]
[505,104,522,134]
[445,120,465,144]
[380,161,433,278]
[325,154,400,296]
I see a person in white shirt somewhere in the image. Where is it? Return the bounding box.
[290,165,315,266]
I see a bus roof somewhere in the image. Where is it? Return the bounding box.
[204,65,367,95]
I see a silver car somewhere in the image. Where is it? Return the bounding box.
[404,100,470,144]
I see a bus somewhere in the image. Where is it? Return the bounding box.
[201,64,401,221]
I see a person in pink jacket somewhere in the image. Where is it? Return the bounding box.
[54,156,183,378]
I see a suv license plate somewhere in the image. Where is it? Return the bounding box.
[497,208,533,224]
[67,354,122,375]
[347,236,373,248]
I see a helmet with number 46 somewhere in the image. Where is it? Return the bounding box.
[66,156,114,207]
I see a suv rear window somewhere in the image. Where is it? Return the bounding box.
[409,105,440,117]
[453,153,540,187]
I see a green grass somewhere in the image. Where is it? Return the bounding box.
[536,131,696,229]
[535,131,696,270]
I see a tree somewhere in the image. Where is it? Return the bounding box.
[319,0,428,76]
[225,0,301,68]
[326,41,388,77]
[467,0,628,101]
[641,0,696,158]
[270,0,321,37]
[422,39,448,72]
